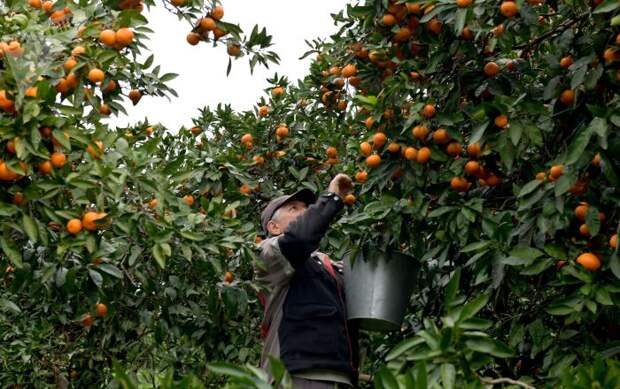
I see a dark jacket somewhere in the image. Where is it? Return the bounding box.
[257,192,358,382]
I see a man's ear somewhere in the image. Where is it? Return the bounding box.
[267,220,281,236]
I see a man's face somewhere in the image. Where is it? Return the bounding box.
[267,200,307,236]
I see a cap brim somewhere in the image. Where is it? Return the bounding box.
[287,188,317,207]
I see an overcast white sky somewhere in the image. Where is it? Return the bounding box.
[108,1,351,130]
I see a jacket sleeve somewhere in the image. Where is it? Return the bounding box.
[278,192,344,268]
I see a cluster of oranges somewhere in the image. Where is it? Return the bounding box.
[66,211,109,235]
[80,302,108,327]
[99,27,135,50]
[186,6,227,46]
[0,40,24,58]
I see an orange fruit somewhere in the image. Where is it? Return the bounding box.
[86,140,104,158]
[387,143,401,153]
[326,146,338,158]
[329,66,341,76]
[116,28,134,46]
[342,64,358,78]
[82,211,107,231]
[426,18,442,34]
[373,132,387,148]
[227,44,241,57]
[355,171,368,183]
[6,139,16,154]
[393,27,412,42]
[486,175,502,186]
[171,0,186,5]
[272,86,285,97]
[575,203,589,221]
[466,142,481,157]
[406,2,421,13]
[66,218,83,235]
[38,160,53,175]
[87,68,105,84]
[258,105,269,117]
[576,252,600,271]
[382,13,397,26]
[484,61,500,77]
[64,57,77,72]
[224,271,234,283]
[412,125,429,141]
[603,48,618,63]
[464,160,481,175]
[360,141,372,156]
[417,147,431,163]
[535,172,546,181]
[559,89,575,105]
[42,0,53,12]
[610,234,617,249]
[492,24,505,37]
[579,223,589,236]
[148,199,158,209]
[29,0,42,8]
[592,153,601,167]
[187,32,201,45]
[99,104,111,115]
[13,192,24,206]
[50,152,66,168]
[183,195,194,206]
[241,133,253,145]
[461,26,474,40]
[364,116,375,129]
[404,147,418,160]
[252,155,265,165]
[275,124,289,138]
[457,0,473,7]
[200,17,217,31]
[25,87,38,98]
[71,46,86,56]
[432,129,450,144]
[343,194,356,205]
[95,303,108,317]
[99,29,116,46]
[81,313,94,327]
[212,27,227,40]
[446,142,462,157]
[494,114,508,128]
[451,176,470,192]
[549,164,564,179]
[211,5,224,20]
[366,154,381,168]
[145,127,154,136]
[560,55,573,69]
[421,104,436,118]
[500,1,519,17]
[240,184,252,195]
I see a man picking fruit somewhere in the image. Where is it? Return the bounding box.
[255,173,359,388]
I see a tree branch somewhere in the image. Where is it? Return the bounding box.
[517,14,588,58]
[480,376,536,389]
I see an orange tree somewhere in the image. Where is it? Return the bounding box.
[187,0,620,387]
[0,0,278,386]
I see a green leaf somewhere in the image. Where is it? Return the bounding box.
[469,120,489,145]
[441,363,456,389]
[428,206,457,218]
[610,253,620,280]
[0,236,22,268]
[152,244,166,269]
[509,246,544,260]
[465,337,514,358]
[99,264,123,279]
[585,206,601,237]
[554,175,572,197]
[88,268,103,288]
[386,338,425,361]
[444,268,461,308]
[454,8,467,36]
[22,214,38,243]
[0,299,21,314]
[460,293,489,320]
[518,180,542,198]
[461,241,492,253]
[593,0,620,13]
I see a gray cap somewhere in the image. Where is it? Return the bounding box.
[261,188,317,234]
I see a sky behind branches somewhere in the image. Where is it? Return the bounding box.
[108,0,351,130]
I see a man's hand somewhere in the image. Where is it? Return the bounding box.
[327,174,353,200]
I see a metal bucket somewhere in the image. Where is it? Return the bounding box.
[344,249,419,332]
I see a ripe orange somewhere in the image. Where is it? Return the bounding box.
[535,172,546,181]
[342,64,358,78]
[50,152,66,168]
[355,171,368,183]
[271,86,285,97]
[432,129,450,144]
[592,153,601,167]
[211,5,224,20]
[82,211,107,231]
[241,133,253,145]
[382,13,397,26]
[446,142,462,157]
[575,203,588,221]
[145,127,154,136]
[6,139,16,154]
[576,252,600,271]
[494,114,508,128]
[404,147,418,160]
[252,155,265,165]
[86,140,104,158]
[25,87,38,98]
[579,223,589,236]
[13,192,24,206]
[200,17,217,31]
[559,89,575,105]
[95,303,108,317]
[38,160,53,175]
[360,141,372,156]
[412,125,429,140]
[393,27,412,42]
[326,146,338,158]
[240,184,252,195]
[373,132,387,148]
[549,164,564,179]
[171,0,186,5]
[426,19,442,34]
[148,199,158,209]
[81,313,94,327]
[461,26,474,40]
[387,143,401,153]
[64,57,77,72]
[275,125,289,138]
[258,105,269,117]
[484,62,500,77]
[29,0,42,8]
[227,44,241,57]
[99,103,111,115]
[464,160,481,175]
[87,68,105,84]
[366,154,381,168]
[451,176,470,192]
[99,29,116,46]
[603,48,618,63]
[343,194,356,205]
[187,32,201,45]
[611,234,617,249]
[364,117,375,129]
[560,55,573,69]
[212,27,227,40]
[486,175,502,186]
[183,195,194,206]
[224,271,234,283]
[421,104,436,118]
[417,147,431,163]
[406,2,421,13]
[115,28,134,47]
[466,142,481,157]
[329,66,341,76]
[500,1,519,17]
[66,218,83,235]
[457,0,473,7]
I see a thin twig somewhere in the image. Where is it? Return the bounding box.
[517,14,587,58]
[480,376,536,389]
